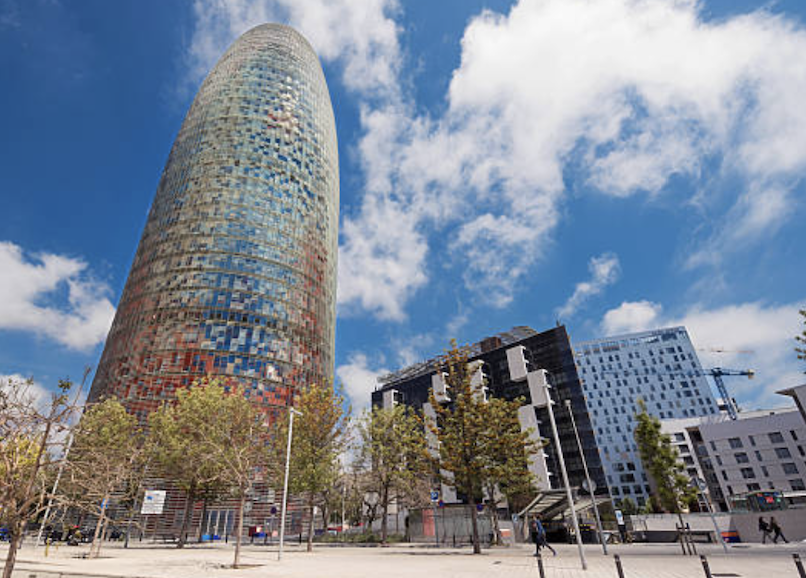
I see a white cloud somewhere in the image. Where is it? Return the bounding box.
[187,0,806,321]
[602,300,664,335]
[0,373,51,411]
[335,352,389,408]
[600,299,806,408]
[556,253,620,319]
[0,242,115,351]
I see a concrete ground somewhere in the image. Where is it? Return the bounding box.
[3,540,806,578]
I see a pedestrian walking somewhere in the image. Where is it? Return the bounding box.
[529,514,556,557]
[758,516,770,544]
[770,517,788,544]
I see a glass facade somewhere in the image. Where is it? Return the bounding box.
[89,24,339,422]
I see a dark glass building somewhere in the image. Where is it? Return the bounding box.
[372,326,607,503]
[89,24,339,423]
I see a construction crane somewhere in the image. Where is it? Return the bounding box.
[598,366,754,420]
[706,367,754,421]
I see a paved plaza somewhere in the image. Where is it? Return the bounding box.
[3,541,806,578]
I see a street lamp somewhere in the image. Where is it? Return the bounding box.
[692,476,728,555]
[278,407,302,561]
[538,370,587,571]
[565,399,607,555]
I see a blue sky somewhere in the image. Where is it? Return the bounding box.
[1,0,805,410]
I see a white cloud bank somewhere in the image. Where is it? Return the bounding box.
[187,0,806,321]
[335,352,389,408]
[0,241,115,351]
[557,253,620,319]
[601,299,806,408]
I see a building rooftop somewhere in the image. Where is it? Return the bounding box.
[376,325,539,388]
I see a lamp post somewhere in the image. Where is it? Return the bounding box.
[540,370,587,571]
[693,477,728,554]
[278,407,302,561]
[565,399,607,555]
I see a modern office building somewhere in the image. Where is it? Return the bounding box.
[373,326,608,514]
[89,24,339,426]
[662,405,806,512]
[573,327,719,506]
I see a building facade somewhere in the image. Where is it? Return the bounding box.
[662,407,806,512]
[573,327,719,507]
[372,326,608,510]
[89,24,339,423]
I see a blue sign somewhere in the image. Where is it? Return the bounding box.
[430,490,439,502]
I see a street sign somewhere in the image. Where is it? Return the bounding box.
[141,490,167,515]
[430,490,439,503]
[270,506,278,515]
[582,479,597,494]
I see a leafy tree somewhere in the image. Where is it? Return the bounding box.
[148,378,232,547]
[634,400,696,516]
[269,382,349,552]
[0,377,74,578]
[478,396,536,544]
[63,398,142,558]
[357,404,429,544]
[427,343,489,554]
[616,497,638,516]
[201,386,266,568]
[797,309,806,369]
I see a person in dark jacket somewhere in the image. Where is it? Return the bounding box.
[758,516,770,544]
[770,517,788,544]
[529,515,556,557]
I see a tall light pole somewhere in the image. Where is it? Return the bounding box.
[278,407,302,561]
[693,477,728,554]
[36,366,92,548]
[565,399,607,555]
[540,370,587,571]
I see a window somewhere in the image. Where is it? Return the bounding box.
[735,452,749,464]
[729,437,743,449]
[715,455,723,466]
[792,430,799,442]
[775,447,792,459]
[755,450,763,461]
[769,432,785,444]
[761,466,769,477]
[791,479,806,491]
[749,435,756,446]
[783,463,799,475]
[740,467,756,479]
[747,483,761,491]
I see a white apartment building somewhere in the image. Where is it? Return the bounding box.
[574,327,719,506]
[662,406,806,511]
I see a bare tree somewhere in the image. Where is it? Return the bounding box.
[0,377,74,578]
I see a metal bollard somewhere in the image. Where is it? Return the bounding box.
[700,555,713,578]
[536,552,546,578]
[794,553,806,578]
[614,554,626,578]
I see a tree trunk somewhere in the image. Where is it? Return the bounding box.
[177,489,196,548]
[469,500,481,554]
[198,499,209,542]
[380,486,389,545]
[233,494,245,568]
[489,504,501,546]
[90,499,108,559]
[2,520,24,578]
[306,495,315,552]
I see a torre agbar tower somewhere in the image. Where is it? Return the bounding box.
[89,25,338,421]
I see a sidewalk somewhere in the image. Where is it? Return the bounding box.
[3,541,806,578]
